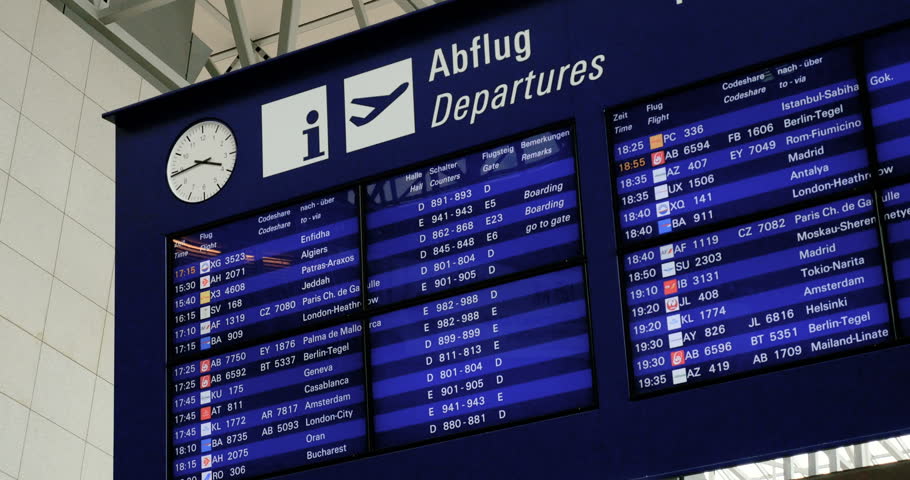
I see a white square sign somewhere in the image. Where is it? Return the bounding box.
[261,85,329,178]
[344,58,416,153]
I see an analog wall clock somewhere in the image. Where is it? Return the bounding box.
[167,120,237,203]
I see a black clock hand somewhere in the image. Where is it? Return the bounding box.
[170,158,217,177]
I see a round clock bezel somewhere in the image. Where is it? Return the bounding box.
[166,118,237,204]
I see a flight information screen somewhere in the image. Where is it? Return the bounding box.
[170,321,368,480]
[883,184,910,333]
[169,190,362,360]
[609,47,871,245]
[623,195,892,394]
[365,128,582,306]
[368,267,594,449]
[866,27,910,178]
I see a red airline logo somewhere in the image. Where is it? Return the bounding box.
[200,407,212,421]
[200,359,211,373]
[671,350,686,366]
[200,375,212,389]
[663,279,678,295]
[651,151,666,166]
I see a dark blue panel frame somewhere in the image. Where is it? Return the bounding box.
[109,0,910,479]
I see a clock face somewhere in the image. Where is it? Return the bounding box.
[167,120,237,203]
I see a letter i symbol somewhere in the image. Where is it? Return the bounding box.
[302,110,325,161]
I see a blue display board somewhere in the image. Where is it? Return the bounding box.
[369,267,593,448]
[365,128,581,305]
[108,1,910,479]
[169,190,361,359]
[609,47,870,244]
[170,321,367,480]
[866,28,910,178]
[883,184,910,331]
[623,195,891,395]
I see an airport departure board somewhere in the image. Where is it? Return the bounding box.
[161,22,910,480]
[867,27,910,178]
[609,47,871,245]
[170,321,368,480]
[365,128,582,306]
[623,195,892,394]
[167,126,595,479]
[369,267,594,448]
[883,184,910,333]
[169,190,362,360]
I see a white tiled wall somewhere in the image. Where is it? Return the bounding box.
[0,2,162,479]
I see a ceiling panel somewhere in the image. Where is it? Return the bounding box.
[193,0,413,73]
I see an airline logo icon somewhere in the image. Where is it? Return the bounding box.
[672,367,688,384]
[202,472,213,480]
[344,58,415,153]
[200,407,212,421]
[652,167,667,184]
[200,321,212,335]
[658,219,673,235]
[665,296,680,313]
[667,314,682,331]
[201,438,212,453]
[200,375,212,389]
[200,305,211,320]
[200,275,211,289]
[200,359,212,373]
[659,244,675,260]
[670,349,686,366]
[668,331,684,348]
[200,291,211,305]
[200,422,212,436]
[663,279,678,295]
[200,260,211,274]
[649,134,664,150]
[656,201,671,217]
[200,390,211,405]
[651,151,666,166]
[200,337,211,350]
[654,184,669,200]
[661,261,676,278]
[262,85,330,177]
[201,454,213,469]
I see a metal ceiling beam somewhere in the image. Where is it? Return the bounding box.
[204,58,220,78]
[392,0,417,12]
[724,467,748,480]
[277,0,301,55]
[98,0,178,24]
[198,0,232,31]
[223,0,257,67]
[351,0,369,28]
[881,439,906,462]
[208,0,394,63]
[59,0,190,90]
